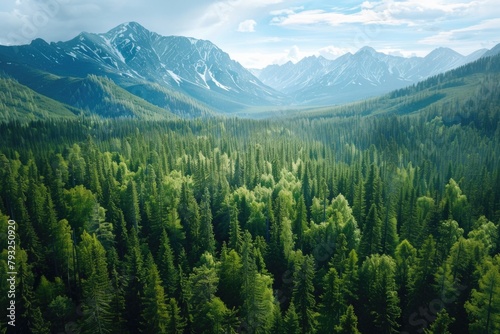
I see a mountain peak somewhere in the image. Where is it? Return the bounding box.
[482,43,500,58]
[105,21,153,41]
[356,46,378,55]
[426,47,463,58]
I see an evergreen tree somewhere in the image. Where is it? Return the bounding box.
[360,254,401,334]
[394,239,417,312]
[218,244,243,308]
[141,254,170,333]
[199,187,216,256]
[123,228,144,332]
[122,179,141,230]
[341,249,359,307]
[167,297,186,334]
[294,195,308,250]
[465,262,500,334]
[293,253,317,334]
[424,309,454,334]
[78,232,113,334]
[188,252,220,333]
[409,235,438,309]
[359,203,382,258]
[335,305,361,334]
[318,267,346,333]
[16,249,51,333]
[157,229,178,297]
[284,302,301,334]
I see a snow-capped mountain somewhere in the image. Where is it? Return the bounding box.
[1,21,499,113]
[0,22,284,112]
[255,46,490,105]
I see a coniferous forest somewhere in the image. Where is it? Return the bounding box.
[1,63,500,333]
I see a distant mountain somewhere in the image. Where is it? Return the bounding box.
[255,45,495,105]
[482,43,500,58]
[1,21,499,119]
[290,53,500,120]
[0,22,284,115]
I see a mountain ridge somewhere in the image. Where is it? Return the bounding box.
[0,21,499,117]
[0,22,285,115]
[254,44,495,105]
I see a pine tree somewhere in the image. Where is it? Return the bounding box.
[123,228,144,332]
[360,254,401,334]
[199,187,216,256]
[78,232,113,334]
[240,232,275,333]
[352,172,366,229]
[167,298,186,334]
[16,249,51,333]
[465,262,500,334]
[157,229,178,297]
[424,309,454,334]
[178,181,201,262]
[409,235,438,309]
[294,195,308,250]
[335,305,361,334]
[122,179,141,230]
[218,244,243,309]
[341,250,359,307]
[228,204,242,252]
[284,302,301,334]
[293,253,317,334]
[141,254,170,333]
[188,252,219,333]
[359,203,382,258]
[318,267,346,333]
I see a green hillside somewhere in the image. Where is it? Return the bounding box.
[0,59,217,120]
[0,76,78,122]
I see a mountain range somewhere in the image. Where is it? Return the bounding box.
[0,21,499,118]
[252,46,489,105]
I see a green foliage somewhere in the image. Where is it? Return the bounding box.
[424,309,454,334]
[335,305,361,334]
[284,302,301,334]
[318,267,346,333]
[141,254,170,333]
[293,253,317,333]
[360,254,401,333]
[465,260,500,334]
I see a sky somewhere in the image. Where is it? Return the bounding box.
[0,0,499,69]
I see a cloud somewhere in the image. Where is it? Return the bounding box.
[419,18,500,48]
[270,0,478,27]
[230,45,313,68]
[238,19,257,32]
[317,45,351,59]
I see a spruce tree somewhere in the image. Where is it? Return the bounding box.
[335,305,361,334]
[141,254,170,333]
[359,203,382,258]
[293,253,317,334]
[318,267,346,333]
[284,302,301,334]
[199,187,216,256]
[465,263,500,334]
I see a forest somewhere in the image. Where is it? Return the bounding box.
[1,69,500,334]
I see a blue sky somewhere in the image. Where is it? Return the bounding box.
[0,0,499,68]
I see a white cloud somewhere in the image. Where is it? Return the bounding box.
[270,0,479,27]
[419,17,500,52]
[238,19,257,32]
[230,45,322,69]
[317,45,351,60]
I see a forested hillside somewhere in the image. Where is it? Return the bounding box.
[0,78,499,334]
